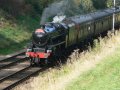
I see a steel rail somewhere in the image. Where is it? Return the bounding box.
[0,66,30,83]
[0,57,28,70]
[0,66,49,90]
[0,50,25,63]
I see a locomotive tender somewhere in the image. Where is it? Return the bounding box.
[26,7,120,66]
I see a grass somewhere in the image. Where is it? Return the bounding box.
[65,47,120,90]
[0,10,40,55]
[14,30,120,90]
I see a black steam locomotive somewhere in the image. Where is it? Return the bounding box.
[26,7,120,66]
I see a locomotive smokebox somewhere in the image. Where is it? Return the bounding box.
[32,29,49,46]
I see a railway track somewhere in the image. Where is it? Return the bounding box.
[0,51,49,90]
[0,52,27,70]
[0,60,29,83]
[0,66,48,90]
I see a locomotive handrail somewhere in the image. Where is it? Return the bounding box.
[49,41,66,48]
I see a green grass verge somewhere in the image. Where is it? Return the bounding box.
[65,47,120,90]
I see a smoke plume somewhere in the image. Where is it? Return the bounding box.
[40,0,95,24]
[40,0,79,24]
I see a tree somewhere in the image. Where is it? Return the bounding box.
[0,0,25,16]
[92,0,107,9]
[77,0,95,14]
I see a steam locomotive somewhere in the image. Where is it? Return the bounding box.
[26,7,120,66]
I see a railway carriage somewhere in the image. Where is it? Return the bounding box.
[26,7,120,66]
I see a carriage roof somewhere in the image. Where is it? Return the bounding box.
[64,7,120,25]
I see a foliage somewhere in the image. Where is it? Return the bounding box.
[0,0,119,19]
[106,0,120,8]
[65,0,95,16]
[92,0,107,9]
[0,0,55,17]
[24,0,55,15]
[76,0,95,14]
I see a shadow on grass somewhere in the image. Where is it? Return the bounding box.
[0,34,29,55]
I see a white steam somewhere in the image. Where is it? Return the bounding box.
[40,0,80,24]
[40,0,67,24]
[40,0,94,24]
[52,15,66,23]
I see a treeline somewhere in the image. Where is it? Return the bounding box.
[75,0,120,11]
[0,0,120,18]
[0,0,55,17]
[57,0,120,17]
[92,0,120,9]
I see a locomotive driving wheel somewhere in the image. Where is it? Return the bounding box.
[29,57,34,66]
[39,58,48,67]
[29,57,40,66]
[29,57,49,67]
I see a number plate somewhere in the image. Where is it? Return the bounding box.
[34,48,45,52]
